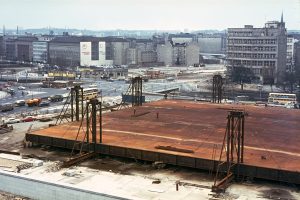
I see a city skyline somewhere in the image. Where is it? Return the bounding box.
[0,0,300,31]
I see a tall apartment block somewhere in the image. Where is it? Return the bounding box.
[227,16,287,84]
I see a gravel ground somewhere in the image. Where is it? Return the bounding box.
[0,191,30,200]
[0,121,54,152]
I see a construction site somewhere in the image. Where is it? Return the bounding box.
[1,74,300,200]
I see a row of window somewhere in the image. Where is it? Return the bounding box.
[228,53,276,59]
[228,46,277,52]
[228,32,253,37]
[229,60,276,67]
[228,39,277,44]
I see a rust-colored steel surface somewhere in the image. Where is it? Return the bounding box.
[30,100,300,172]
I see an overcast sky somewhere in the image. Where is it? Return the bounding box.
[1,0,300,31]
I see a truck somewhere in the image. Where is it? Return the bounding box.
[0,103,14,112]
[26,98,42,107]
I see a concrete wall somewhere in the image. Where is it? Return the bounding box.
[0,171,127,200]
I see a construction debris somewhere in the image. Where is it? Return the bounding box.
[45,161,62,172]
[152,161,166,169]
[155,145,194,154]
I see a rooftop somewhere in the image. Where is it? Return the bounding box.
[29,100,300,173]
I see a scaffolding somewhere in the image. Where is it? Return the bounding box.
[118,77,143,110]
[55,85,84,125]
[131,77,143,107]
[212,110,245,192]
[71,98,102,156]
[212,75,223,103]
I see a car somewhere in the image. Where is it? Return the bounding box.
[7,88,15,95]
[39,117,52,122]
[39,101,50,107]
[22,116,37,122]
[3,118,21,124]
[0,103,14,112]
[49,95,63,102]
[18,86,26,90]
[15,100,26,106]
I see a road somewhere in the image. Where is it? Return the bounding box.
[0,86,68,118]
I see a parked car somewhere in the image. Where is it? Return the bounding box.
[0,103,14,112]
[49,95,64,102]
[18,86,26,90]
[39,101,50,107]
[15,100,26,107]
[39,117,52,122]
[3,118,20,124]
[22,116,37,122]
[7,88,15,95]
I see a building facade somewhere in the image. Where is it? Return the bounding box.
[33,41,48,63]
[227,18,287,84]
[0,36,4,58]
[126,48,137,65]
[103,37,130,66]
[157,42,173,66]
[80,41,113,66]
[294,41,300,81]
[48,36,81,66]
[286,35,298,72]
[157,41,200,66]
[32,35,55,63]
[15,36,38,62]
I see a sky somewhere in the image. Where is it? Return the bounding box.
[0,0,300,31]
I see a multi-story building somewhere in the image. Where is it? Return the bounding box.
[15,36,38,62]
[141,50,157,64]
[157,41,200,66]
[157,42,173,66]
[0,36,4,58]
[103,37,130,66]
[48,36,82,66]
[32,35,55,63]
[3,35,38,61]
[135,39,155,65]
[33,41,48,63]
[126,48,137,65]
[227,17,287,84]
[80,39,113,66]
[4,37,16,60]
[286,35,298,72]
[295,41,300,80]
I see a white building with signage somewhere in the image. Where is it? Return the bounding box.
[80,41,113,66]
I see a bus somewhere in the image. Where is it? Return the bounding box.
[82,87,99,100]
[268,93,297,105]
